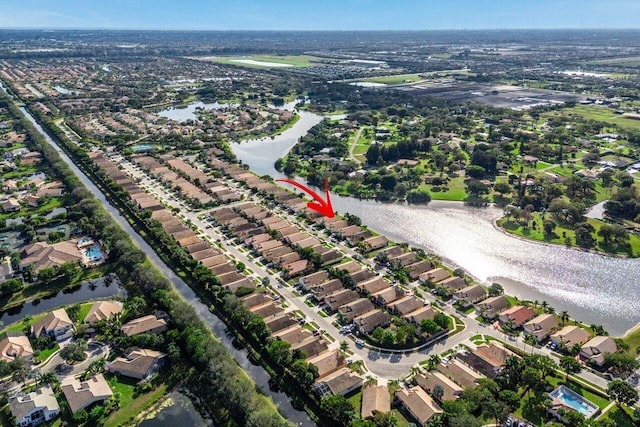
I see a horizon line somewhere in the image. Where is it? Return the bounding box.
[1,27,639,32]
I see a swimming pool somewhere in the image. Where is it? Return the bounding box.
[84,245,102,260]
[77,236,93,245]
[549,385,598,418]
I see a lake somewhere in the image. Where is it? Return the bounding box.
[230,109,640,336]
[156,101,238,122]
[0,274,126,326]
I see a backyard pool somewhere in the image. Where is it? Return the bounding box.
[549,385,599,418]
[83,244,103,261]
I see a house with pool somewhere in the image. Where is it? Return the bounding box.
[549,385,599,421]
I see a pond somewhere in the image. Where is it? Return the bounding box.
[0,274,126,327]
[139,391,208,427]
[156,101,238,122]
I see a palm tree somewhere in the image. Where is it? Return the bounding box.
[339,340,349,353]
[428,354,441,371]
[365,375,377,387]
[541,301,548,312]
[560,311,569,326]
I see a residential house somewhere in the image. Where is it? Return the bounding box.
[10,385,60,427]
[291,336,328,358]
[272,326,313,345]
[359,236,388,253]
[407,261,433,281]
[354,310,392,334]
[361,385,390,420]
[355,276,389,296]
[419,268,451,284]
[1,198,20,212]
[121,315,168,337]
[438,276,467,292]
[0,256,14,283]
[311,279,344,299]
[580,336,617,366]
[19,240,83,274]
[325,289,360,312]
[108,348,167,379]
[371,286,404,306]
[0,331,34,362]
[404,305,436,325]
[307,350,347,378]
[314,367,363,396]
[395,386,443,426]
[523,314,559,342]
[498,306,536,328]
[83,301,123,325]
[338,298,374,322]
[452,285,487,307]
[387,296,423,316]
[264,313,297,333]
[60,374,113,414]
[550,326,591,348]
[458,342,515,378]
[298,271,330,290]
[415,371,463,402]
[476,295,509,319]
[282,259,308,278]
[31,309,73,341]
[437,359,484,389]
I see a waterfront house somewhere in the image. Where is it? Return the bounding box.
[359,236,388,253]
[476,295,509,319]
[498,305,536,327]
[419,268,451,284]
[452,284,487,307]
[121,315,168,337]
[407,260,433,281]
[83,301,123,325]
[19,240,83,275]
[523,314,559,342]
[550,326,591,348]
[60,374,113,414]
[314,367,363,396]
[108,348,166,379]
[31,309,73,341]
[264,313,297,333]
[307,350,347,378]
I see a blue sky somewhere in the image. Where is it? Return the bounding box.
[0,0,638,30]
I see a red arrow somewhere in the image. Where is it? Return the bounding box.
[275,177,335,218]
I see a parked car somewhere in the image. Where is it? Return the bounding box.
[355,339,364,348]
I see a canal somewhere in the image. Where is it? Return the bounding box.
[15,102,313,425]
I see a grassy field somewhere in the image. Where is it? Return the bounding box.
[361,74,424,85]
[545,105,640,131]
[104,373,168,427]
[420,176,468,201]
[207,54,323,68]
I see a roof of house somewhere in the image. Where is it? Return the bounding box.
[356,276,389,295]
[439,276,466,290]
[0,331,34,362]
[477,295,508,312]
[361,385,390,419]
[422,268,451,283]
[437,359,484,389]
[108,348,166,378]
[499,305,537,326]
[20,240,82,272]
[263,313,297,333]
[320,367,363,395]
[299,270,330,287]
[523,314,559,339]
[454,284,487,302]
[307,350,347,378]
[387,296,423,315]
[121,315,168,337]
[551,326,591,347]
[396,386,443,425]
[354,310,392,333]
[32,309,73,338]
[338,298,375,321]
[10,385,59,422]
[581,336,617,365]
[83,301,123,325]
[403,305,435,324]
[60,374,113,413]
[416,371,463,402]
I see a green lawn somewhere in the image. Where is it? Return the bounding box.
[601,405,637,427]
[546,105,640,131]
[103,373,168,427]
[547,376,610,410]
[209,54,323,68]
[361,74,424,85]
[421,176,468,201]
[347,390,363,418]
[34,343,59,363]
[77,302,94,323]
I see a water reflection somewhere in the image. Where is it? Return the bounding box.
[230,110,640,336]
